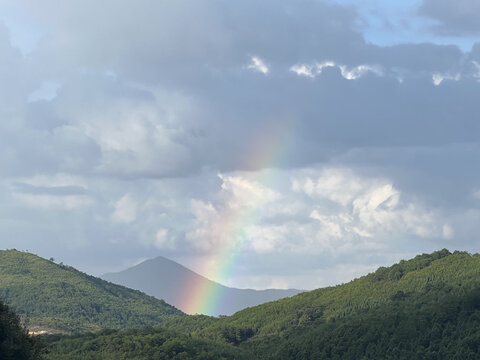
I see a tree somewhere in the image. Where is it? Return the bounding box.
[0,300,43,360]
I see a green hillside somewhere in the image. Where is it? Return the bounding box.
[0,250,183,333]
[53,248,479,360]
[181,249,468,337]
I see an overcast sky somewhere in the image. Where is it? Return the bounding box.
[1,0,480,290]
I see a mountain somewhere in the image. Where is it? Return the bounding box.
[102,256,302,316]
[46,249,480,359]
[0,250,183,333]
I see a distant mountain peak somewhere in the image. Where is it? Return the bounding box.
[102,256,302,316]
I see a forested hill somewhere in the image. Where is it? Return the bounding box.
[159,249,480,359]
[0,250,184,333]
[44,249,480,359]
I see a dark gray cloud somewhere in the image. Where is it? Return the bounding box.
[4,0,477,179]
[22,0,360,76]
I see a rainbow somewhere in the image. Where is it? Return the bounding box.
[179,119,296,315]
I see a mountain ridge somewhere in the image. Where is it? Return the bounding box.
[102,255,302,316]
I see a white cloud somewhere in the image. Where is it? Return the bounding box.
[246,56,269,74]
[309,210,345,238]
[186,173,281,251]
[111,194,137,224]
[315,61,337,74]
[339,64,383,80]
[290,61,336,78]
[245,224,289,253]
[154,228,175,249]
[185,167,447,259]
[218,173,280,209]
[292,167,442,250]
[432,72,461,85]
[60,87,197,177]
[289,64,315,78]
[290,61,382,80]
[292,168,371,206]
[186,199,221,251]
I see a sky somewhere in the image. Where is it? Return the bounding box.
[1,0,480,290]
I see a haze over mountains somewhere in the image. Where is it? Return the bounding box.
[102,256,302,316]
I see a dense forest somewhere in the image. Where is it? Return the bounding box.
[3,249,480,359]
[43,327,249,360]
[0,250,183,332]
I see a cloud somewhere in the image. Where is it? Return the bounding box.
[11,174,92,210]
[432,72,461,85]
[290,61,383,80]
[111,194,137,224]
[218,174,280,209]
[288,168,444,252]
[185,199,219,251]
[246,56,269,74]
[46,79,201,178]
[183,167,451,262]
[186,174,281,251]
[419,0,480,36]
[338,64,383,80]
[292,168,389,207]
[154,228,176,249]
[2,0,479,182]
